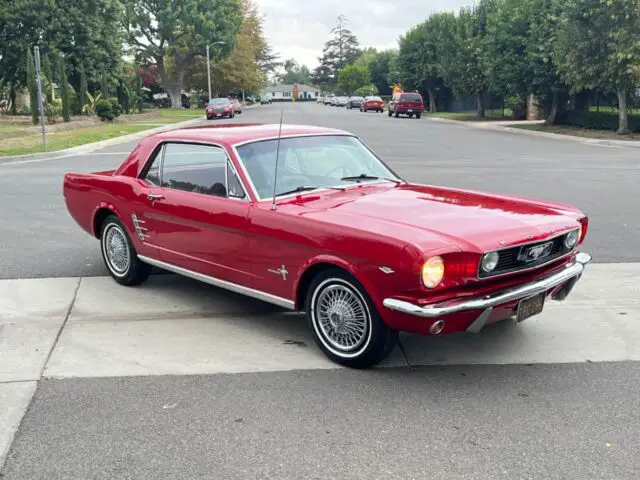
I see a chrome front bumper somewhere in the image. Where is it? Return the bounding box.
[383,252,592,332]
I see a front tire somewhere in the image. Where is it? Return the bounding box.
[306,269,397,368]
[100,215,151,286]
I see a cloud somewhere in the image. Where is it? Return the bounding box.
[255,0,474,68]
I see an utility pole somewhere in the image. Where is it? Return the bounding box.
[33,46,46,148]
[206,41,226,103]
[206,44,212,103]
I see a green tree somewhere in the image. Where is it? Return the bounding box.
[526,0,566,124]
[181,0,269,97]
[79,63,87,114]
[484,0,534,113]
[1,0,124,102]
[134,72,143,113]
[337,64,370,95]
[26,49,38,124]
[58,54,71,121]
[355,47,378,68]
[553,0,640,133]
[313,15,361,89]
[122,0,243,108]
[441,3,494,117]
[42,54,53,102]
[277,59,312,84]
[367,50,396,96]
[396,20,440,112]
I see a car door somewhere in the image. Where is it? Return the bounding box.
[141,141,253,287]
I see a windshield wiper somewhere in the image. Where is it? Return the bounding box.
[275,185,346,197]
[340,174,403,184]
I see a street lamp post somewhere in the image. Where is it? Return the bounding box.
[206,41,226,102]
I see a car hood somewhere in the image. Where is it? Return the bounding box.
[282,184,581,254]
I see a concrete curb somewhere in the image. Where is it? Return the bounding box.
[0,116,205,164]
[424,116,640,148]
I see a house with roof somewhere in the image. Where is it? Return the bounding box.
[259,83,320,101]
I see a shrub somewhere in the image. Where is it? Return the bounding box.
[44,98,62,124]
[96,98,122,121]
[556,110,640,132]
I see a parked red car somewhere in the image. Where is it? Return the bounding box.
[63,124,591,368]
[360,96,385,113]
[388,92,424,118]
[231,98,243,114]
[205,98,234,119]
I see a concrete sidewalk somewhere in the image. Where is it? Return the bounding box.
[1,262,639,468]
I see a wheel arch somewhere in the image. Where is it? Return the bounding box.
[92,202,121,238]
[293,256,380,310]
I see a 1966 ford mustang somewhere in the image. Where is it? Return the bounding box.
[63,123,591,368]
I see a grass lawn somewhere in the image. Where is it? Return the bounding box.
[0,109,203,157]
[158,108,204,117]
[422,109,513,121]
[507,123,640,141]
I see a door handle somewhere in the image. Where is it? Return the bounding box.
[147,193,164,201]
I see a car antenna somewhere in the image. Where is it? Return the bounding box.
[270,107,284,211]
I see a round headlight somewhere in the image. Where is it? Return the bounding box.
[564,228,580,249]
[481,251,500,272]
[422,256,445,289]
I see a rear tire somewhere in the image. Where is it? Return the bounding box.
[416,113,422,119]
[394,110,399,118]
[388,109,392,117]
[100,215,152,286]
[306,268,397,369]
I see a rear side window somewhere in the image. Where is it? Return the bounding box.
[401,93,422,102]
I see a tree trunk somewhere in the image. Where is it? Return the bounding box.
[156,55,185,109]
[617,88,628,134]
[427,87,436,113]
[546,90,559,125]
[9,84,17,116]
[476,91,485,118]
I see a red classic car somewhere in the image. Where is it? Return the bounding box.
[205,98,235,119]
[63,124,591,368]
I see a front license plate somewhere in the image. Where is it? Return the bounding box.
[216,113,221,117]
[516,292,545,323]
[407,109,413,112]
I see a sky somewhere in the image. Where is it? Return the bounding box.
[254,0,474,70]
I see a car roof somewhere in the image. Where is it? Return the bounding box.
[150,123,353,146]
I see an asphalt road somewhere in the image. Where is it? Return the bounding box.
[4,363,639,480]
[0,102,639,279]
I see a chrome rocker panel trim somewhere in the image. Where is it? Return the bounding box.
[383,252,592,329]
[137,255,296,310]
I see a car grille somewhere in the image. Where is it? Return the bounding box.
[478,231,577,278]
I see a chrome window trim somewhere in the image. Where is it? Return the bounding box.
[230,133,404,203]
[140,140,250,203]
[476,228,581,279]
[137,255,295,310]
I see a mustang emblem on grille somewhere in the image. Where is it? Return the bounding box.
[519,241,553,263]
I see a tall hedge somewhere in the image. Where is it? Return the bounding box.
[79,63,87,114]
[26,49,38,124]
[58,54,70,122]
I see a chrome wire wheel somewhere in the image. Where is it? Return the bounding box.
[103,224,131,277]
[313,280,371,355]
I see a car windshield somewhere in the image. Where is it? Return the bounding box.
[235,135,399,199]
[209,98,230,105]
